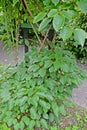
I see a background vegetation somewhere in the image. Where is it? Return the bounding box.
[0,0,87,130]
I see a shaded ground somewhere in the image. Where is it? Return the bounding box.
[0,42,87,110]
[0,42,24,65]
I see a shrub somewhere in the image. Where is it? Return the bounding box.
[0,45,86,130]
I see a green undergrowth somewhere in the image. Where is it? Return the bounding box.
[0,45,86,130]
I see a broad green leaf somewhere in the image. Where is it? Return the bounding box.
[60,77,67,85]
[14,123,19,130]
[38,68,46,77]
[28,120,35,130]
[52,102,59,117]
[78,0,87,13]
[33,12,47,23]
[51,0,59,6]
[54,60,61,70]
[1,89,11,102]
[39,18,51,31]
[25,39,29,46]
[30,107,37,119]
[28,64,39,72]
[49,66,54,72]
[39,100,50,113]
[44,60,52,68]
[19,121,25,130]
[21,23,31,29]
[48,9,58,17]
[20,96,28,106]
[58,85,64,93]
[74,28,87,47]
[40,119,48,129]
[39,100,47,108]
[60,26,72,40]
[36,120,41,127]
[43,113,49,119]
[22,116,30,126]
[61,63,69,72]
[53,15,65,31]
[46,94,54,101]
[30,95,39,108]
[62,10,77,19]
[59,105,66,116]
[63,101,73,107]
[7,118,13,127]
[49,113,55,122]
[43,0,51,5]
[45,79,56,90]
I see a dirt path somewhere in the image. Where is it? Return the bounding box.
[0,42,87,109]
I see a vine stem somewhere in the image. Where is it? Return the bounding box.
[21,0,42,46]
[21,0,50,51]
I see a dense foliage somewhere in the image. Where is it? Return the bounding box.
[0,0,87,130]
[0,45,86,130]
[0,0,87,48]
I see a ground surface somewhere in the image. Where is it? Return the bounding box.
[0,42,87,110]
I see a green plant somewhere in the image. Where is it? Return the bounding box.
[0,45,86,130]
[0,122,11,130]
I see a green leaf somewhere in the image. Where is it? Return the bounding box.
[60,26,72,40]
[44,60,52,68]
[7,118,13,127]
[59,105,66,116]
[30,107,37,119]
[63,101,73,107]
[20,96,28,106]
[62,10,77,19]
[49,113,55,122]
[14,123,19,130]
[58,85,64,93]
[36,120,41,127]
[33,12,47,23]
[49,66,54,72]
[39,68,46,77]
[39,100,47,108]
[48,9,58,17]
[61,63,69,72]
[52,102,59,117]
[22,116,30,126]
[19,121,25,130]
[25,39,29,46]
[78,0,87,13]
[1,89,11,102]
[28,120,35,130]
[74,28,87,47]
[51,0,59,6]
[39,18,51,31]
[43,113,49,119]
[40,119,48,129]
[45,79,56,90]
[30,95,39,108]
[53,15,65,31]
[54,60,61,70]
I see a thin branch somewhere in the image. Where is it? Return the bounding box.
[21,0,42,45]
[22,0,49,45]
[38,25,52,52]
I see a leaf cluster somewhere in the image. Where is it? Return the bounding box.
[0,45,86,130]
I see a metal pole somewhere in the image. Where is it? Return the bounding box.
[23,28,29,53]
